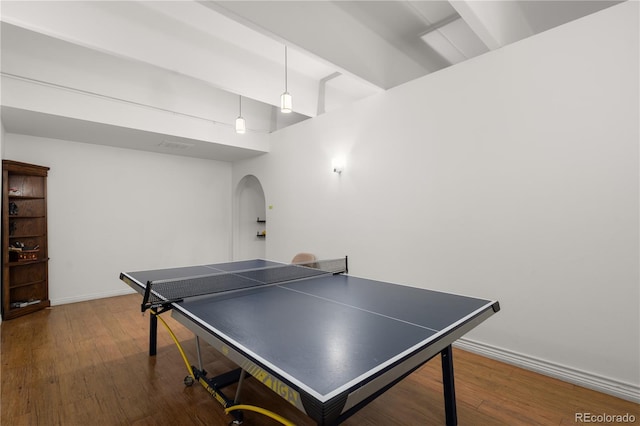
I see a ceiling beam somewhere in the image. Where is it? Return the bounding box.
[449,0,534,50]
[1,0,323,118]
[418,12,462,37]
[208,0,426,90]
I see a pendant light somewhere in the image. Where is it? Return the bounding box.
[235,95,246,134]
[280,46,292,113]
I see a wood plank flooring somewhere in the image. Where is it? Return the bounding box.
[2,294,638,425]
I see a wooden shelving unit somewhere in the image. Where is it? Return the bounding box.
[2,160,50,320]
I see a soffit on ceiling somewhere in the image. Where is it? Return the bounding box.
[0,0,624,161]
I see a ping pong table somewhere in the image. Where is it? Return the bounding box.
[120,258,499,425]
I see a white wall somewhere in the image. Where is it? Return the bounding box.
[233,2,639,400]
[0,120,5,158]
[5,133,232,304]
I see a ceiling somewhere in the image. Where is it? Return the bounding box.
[0,0,623,160]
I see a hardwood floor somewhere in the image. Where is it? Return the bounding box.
[2,294,638,425]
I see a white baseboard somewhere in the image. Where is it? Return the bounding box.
[50,288,136,306]
[454,338,640,404]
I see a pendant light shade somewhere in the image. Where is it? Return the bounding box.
[235,116,246,134]
[280,92,292,113]
[235,95,246,134]
[281,46,292,113]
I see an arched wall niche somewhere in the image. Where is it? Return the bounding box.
[234,174,266,260]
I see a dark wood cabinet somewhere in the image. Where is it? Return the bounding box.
[2,160,50,320]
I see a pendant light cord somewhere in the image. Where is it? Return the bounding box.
[284,46,288,92]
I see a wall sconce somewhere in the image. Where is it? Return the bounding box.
[332,158,345,174]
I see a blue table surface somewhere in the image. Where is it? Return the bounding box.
[125,261,494,399]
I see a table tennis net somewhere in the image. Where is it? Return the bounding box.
[142,257,348,311]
